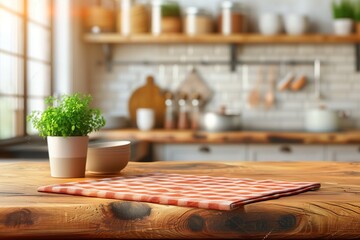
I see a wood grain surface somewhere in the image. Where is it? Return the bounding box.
[0,160,359,239]
[91,129,360,144]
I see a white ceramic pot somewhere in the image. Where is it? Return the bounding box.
[259,13,282,35]
[333,19,353,35]
[200,112,241,132]
[305,108,340,132]
[284,14,308,35]
[47,136,89,178]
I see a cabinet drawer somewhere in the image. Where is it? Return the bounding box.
[247,144,325,162]
[326,145,360,162]
[153,144,246,162]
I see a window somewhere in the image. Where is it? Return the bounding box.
[0,0,52,141]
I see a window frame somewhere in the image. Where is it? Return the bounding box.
[0,0,54,144]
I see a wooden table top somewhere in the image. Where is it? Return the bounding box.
[91,129,360,144]
[0,160,359,239]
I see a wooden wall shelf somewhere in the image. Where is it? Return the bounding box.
[84,33,360,44]
[83,33,360,72]
[91,129,360,144]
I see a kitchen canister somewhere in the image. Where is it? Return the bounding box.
[218,0,246,35]
[117,0,149,35]
[84,6,115,33]
[183,7,213,35]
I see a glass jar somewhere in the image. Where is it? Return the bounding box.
[117,0,149,35]
[183,7,213,35]
[218,1,246,35]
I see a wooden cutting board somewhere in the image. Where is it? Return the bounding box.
[128,76,165,128]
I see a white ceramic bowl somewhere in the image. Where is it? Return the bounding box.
[86,141,131,174]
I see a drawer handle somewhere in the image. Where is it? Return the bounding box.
[199,146,211,153]
[280,145,292,153]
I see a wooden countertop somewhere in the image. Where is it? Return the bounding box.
[0,160,359,239]
[91,129,360,144]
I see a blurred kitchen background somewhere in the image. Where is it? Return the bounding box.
[1,0,360,161]
[84,0,360,131]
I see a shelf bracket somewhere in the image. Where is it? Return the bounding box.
[230,44,237,72]
[356,44,360,72]
[102,44,113,72]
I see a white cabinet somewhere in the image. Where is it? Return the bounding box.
[153,143,359,162]
[246,144,325,161]
[153,144,246,162]
[325,145,360,162]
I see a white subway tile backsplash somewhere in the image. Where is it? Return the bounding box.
[89,43,360,130]
[327,83,352,92]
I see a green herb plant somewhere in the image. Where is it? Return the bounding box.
[161,1,181,17]
[27,93,106,137]
[354,0,360,22]
[332,0,354,19]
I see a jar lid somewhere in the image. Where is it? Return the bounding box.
[221,1,243,11]
[185,7,210,16]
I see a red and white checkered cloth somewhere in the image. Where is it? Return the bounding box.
[38,173,321,210]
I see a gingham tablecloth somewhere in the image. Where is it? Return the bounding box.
[38,173,321,210]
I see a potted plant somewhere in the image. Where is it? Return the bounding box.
[28,93,105,178]
[332,0,354,35]
[354,0,360,34]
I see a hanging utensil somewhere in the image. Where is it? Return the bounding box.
[176,66,213,105]
[265,66,276,109]
[314,59,322,102]
[247,66,262,109]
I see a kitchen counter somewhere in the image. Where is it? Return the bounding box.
[91,129,360,144]
[0,160,359,239]
[0,138,150,161]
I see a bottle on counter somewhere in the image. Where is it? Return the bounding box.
[177,93,189,130]
[190,93,201,130]
[164,91,177,129]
